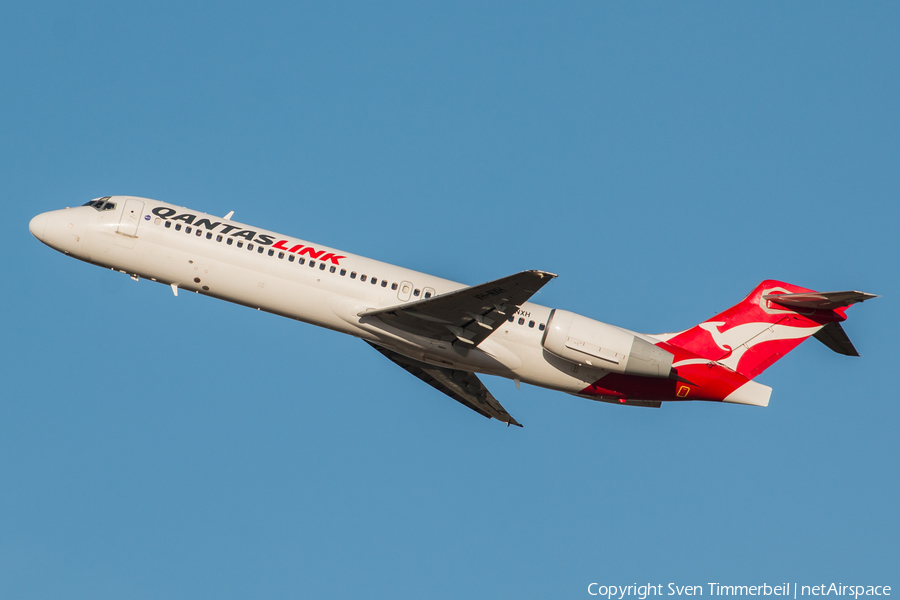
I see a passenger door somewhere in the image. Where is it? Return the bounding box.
[117,198,145,237]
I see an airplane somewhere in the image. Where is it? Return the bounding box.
[29,196,877,427]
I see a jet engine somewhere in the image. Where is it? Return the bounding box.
[541,309,674,378]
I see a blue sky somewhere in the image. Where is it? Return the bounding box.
[2,2,897,598]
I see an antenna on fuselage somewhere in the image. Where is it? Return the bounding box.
[224,211,234,220]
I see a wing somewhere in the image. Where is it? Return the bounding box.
[360,270,556,350]
[367,342,522,427]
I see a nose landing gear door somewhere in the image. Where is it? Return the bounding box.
[117,198,145,237]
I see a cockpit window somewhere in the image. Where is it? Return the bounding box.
[82,197,117,211]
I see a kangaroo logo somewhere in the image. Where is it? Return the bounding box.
[697,321,821,372]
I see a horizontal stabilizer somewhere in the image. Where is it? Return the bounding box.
[813,322,860,357]
[763,290,878,311]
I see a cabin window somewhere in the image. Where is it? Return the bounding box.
[391,283,398,290]
[518,318,525,325]
[288,254,295,262]
[360,275,367,282]
[226,238,233,245]
[539,323,545,331]
[330,266,336,273]
[414,289,420,297]
[216,235,223,242]
[528,320,535,328]
[424,291,432,299]
[340,269,347,276]
[371,278,377,285]
[298,258,305,265]
[278,252,285,259]
[309,261,316,268]
[155,218,161,225]
[508,316,514,322]
[267,249,274,256]
[175,224,182,231]
[319,262,326,270]
[195,230,201,237]
[165,221,171,228]
[248,243,254,251]
[186,227,192,234]
[401,284,410,294]
[206,232,212,239]
[237,241,243,248]
[381,280,387,287]
[350,272,356,279]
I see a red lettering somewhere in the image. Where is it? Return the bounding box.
[319,253,346,265]
[299,247,325,259]
[260,241,342,263]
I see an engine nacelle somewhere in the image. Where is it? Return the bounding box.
[541,309,674,378]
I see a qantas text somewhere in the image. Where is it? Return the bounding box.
[152,207,346,265]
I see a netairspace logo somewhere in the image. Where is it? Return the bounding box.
[587,584,892,599]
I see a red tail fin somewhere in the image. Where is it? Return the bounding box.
[664,280,871,379]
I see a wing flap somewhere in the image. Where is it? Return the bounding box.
[367,342,522,427]
[361,270,556,348]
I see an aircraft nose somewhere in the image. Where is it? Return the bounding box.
[29,212,49,242]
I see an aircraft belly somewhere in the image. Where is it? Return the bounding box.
[84,235,358,337]
[177,263,358,335]
[82,229,148,272]
[494,337,611,395]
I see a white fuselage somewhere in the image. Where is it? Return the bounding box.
[30,197,626,400]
